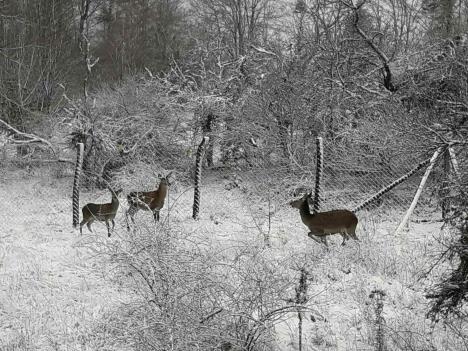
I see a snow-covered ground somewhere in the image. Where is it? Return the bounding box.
[0,167,465,350]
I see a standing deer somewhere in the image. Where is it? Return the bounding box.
[80,188,122,237]
[126,173,172,229]
[290,193,359,246]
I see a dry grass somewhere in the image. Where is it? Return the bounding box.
[0,165,466,350]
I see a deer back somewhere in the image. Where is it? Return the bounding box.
[83,189,121,220]
[127,179,169,211]
[128,190,157,207]
[305,210,358,234]
[82,203,116,220]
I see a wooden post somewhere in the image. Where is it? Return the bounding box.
[370,290,387,351]
[203,113,215,167]
[193,136,209,220]
[313,137,323,213]
[394,147,443,235]
[441,149,451,219]
[72,143,84,228]
[295,268,308,351]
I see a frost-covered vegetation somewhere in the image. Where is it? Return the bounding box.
[1,0,468,350]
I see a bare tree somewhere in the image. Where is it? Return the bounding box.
[0,0,77,128]
[190,0,276,59]
[96,0,186,81]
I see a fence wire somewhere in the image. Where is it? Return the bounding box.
[215,137,460,228]
[0,131,463,237]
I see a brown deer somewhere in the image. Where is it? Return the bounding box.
[290,193,359,246]
[125,173,172,229]
[80,189,122,237]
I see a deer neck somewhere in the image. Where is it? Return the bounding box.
[299,199,314,222]
[158,183,168,197]
[111,194,120,209]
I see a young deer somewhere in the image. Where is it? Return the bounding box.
[80,189,122,237]
[125,173,171,229]
[290,193,359,246]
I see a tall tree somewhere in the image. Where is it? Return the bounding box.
[95,0,187,80]
[0,0,77,127]
[423,0,468,37]
[189,0,275,60]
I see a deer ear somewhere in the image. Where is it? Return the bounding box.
[157,173,162,179]
[166,171,173,179]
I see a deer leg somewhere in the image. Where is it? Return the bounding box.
[125,209,131,231]
[349,227,359,241]
[111,219,115,231]
[126,207,136,231]
[86,220,93,233]
[153,210,160,222]
[320,236,328,247]
[308,232,328,246]
[307,232,321,243]
[79,220,85,235]
[106,220,111,237]
[340,233,348,246]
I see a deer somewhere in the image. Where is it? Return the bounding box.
[289,192,359,246]
[125,173,172,230]
[80,188,122,237]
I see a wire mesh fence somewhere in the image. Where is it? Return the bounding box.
[216,141,450,229]
[1,81,459,243]
[0,143,454,237]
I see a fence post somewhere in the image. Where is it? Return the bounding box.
[193,136,209,220]
[72,143,84,228]
[441,149,451,219]
[295,268,308,351]
[394,146,443,235]
[313,137,323,213]
[370,289,387,351]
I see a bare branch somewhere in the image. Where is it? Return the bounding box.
[0,118,56,155]
[342,0,396,91]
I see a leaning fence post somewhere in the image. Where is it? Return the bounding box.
[72,143,84,228]
[394,146,443,235]
[193,136,209,220]
[313,137,323,213]
[441,148,451,219]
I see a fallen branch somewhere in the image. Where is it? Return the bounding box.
[0,118,56,156]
